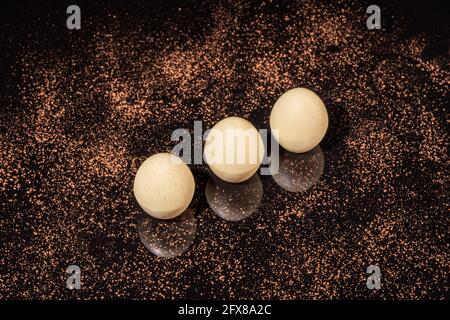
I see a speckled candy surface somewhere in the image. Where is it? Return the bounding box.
[270,87,329,153]
[133,153,195,220]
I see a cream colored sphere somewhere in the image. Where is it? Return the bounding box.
[133,153,195,220]
[270,88,328,153]
[204,117,264,183]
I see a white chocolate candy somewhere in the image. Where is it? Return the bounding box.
[204,117,264,183]
[133,153,195,220]
[270,88,328,153]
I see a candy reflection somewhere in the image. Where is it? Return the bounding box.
[270,146,324,193]
[205,174,263,221]
[137,208,196,258]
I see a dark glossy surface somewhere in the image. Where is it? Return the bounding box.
[0,0,448,299]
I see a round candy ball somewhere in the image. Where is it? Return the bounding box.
[270,87,328,153]
[204,117,264,183]
[133,153,195,220]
